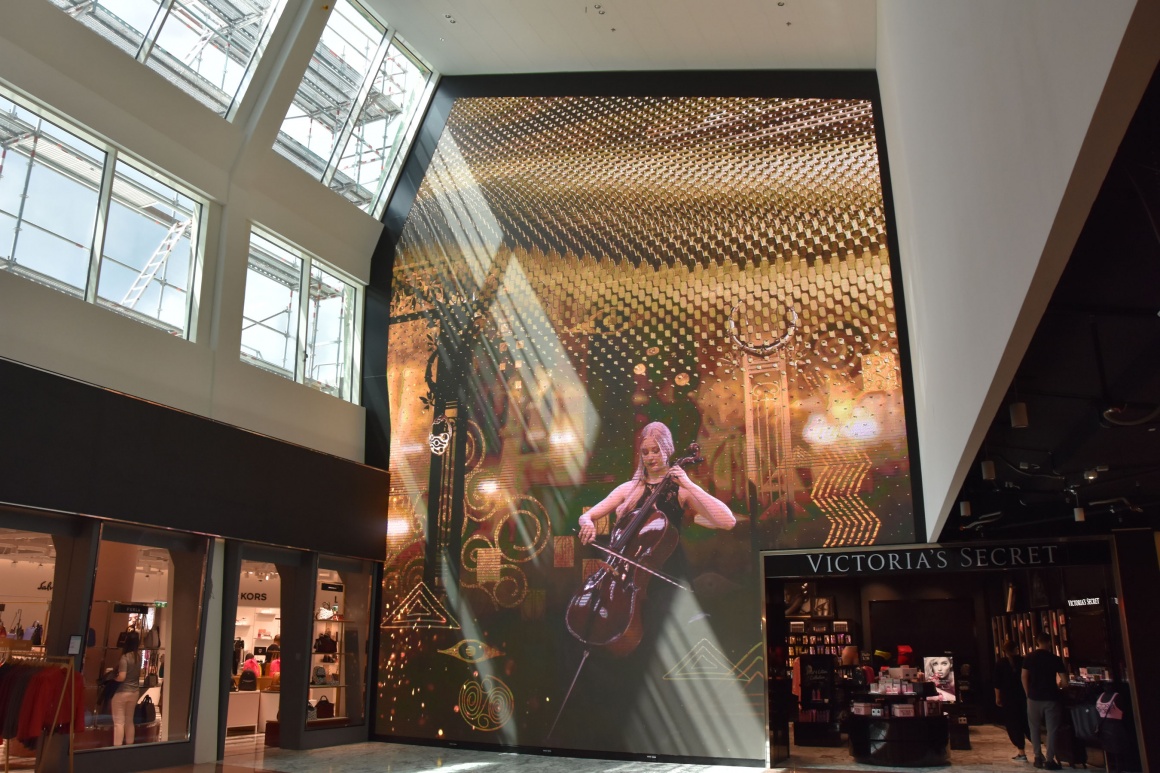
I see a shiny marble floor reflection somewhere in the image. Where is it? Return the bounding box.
[141,724,1093,773]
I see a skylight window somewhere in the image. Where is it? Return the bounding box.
[274,0,435,217]
[46,0,289,119]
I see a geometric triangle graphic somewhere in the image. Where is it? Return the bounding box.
[663,638,745,681]
[382,581,461,630]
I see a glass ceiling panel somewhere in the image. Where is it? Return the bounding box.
[46,0,287,118]
[334,38,431,214]
[146,0,286,116]
[46,0,161,58]
[273,0,385,182]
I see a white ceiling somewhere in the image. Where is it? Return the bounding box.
[366,0,876,75]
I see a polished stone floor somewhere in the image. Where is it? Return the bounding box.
[140,723,1096,773]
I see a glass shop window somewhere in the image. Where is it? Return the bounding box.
[308,557,372,728]
[0,528,54,653]
[79,525,208,750]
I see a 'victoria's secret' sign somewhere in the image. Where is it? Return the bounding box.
[764,540,1110,578]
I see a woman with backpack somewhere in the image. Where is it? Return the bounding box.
[111,630,141,745]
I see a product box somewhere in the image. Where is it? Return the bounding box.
[852,702,874,716]
[870,705,885,718]
[891,703,916,717]
[888,667,919,680]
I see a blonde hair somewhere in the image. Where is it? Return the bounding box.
[616,422,676,518]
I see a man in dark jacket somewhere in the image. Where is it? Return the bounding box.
[1022,632,1066,769]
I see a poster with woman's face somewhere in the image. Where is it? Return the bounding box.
[924,656,956,701]
[379,94,916,762]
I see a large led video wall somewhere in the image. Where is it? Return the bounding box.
[378,94,914,761]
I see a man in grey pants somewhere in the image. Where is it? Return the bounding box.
[1022,631,1067,769]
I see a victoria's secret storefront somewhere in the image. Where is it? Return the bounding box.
[762,535,1155,770]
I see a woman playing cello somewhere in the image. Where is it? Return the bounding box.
[577,421,736,547]
[548,422,737,747]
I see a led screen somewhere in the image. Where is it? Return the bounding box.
[379,95,914,761]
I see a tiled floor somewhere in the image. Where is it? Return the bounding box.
[140,723,1090,773]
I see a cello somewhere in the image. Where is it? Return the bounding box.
[547,443,703,738]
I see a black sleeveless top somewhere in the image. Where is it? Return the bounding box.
[618,479,685,532]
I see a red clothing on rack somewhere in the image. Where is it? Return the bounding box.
[17,665,84,741]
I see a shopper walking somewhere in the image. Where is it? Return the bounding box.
[1022,632,1066,769]
[111,630,141,746]
[995,639,1029,761]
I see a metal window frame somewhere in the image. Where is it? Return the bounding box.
[245,225,363,403]
[0,83,207,339]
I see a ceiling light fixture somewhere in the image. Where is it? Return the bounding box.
[1009,402,1029,428]
[959,501,971,517]
[1074,507,1086,523]
[980,460,996,480]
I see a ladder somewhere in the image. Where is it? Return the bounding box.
[120,219,191,309]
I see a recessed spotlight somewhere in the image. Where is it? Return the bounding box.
[598,8,605,13]
[594,3,602,7]
[778,1,785,5]
[449,18,456,23]
[786,21,791,26]
[444,13,451,17]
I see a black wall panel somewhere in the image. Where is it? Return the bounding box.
[0,357,388,559]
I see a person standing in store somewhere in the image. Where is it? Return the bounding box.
[242,651,262,677]
[111,630,141,746]
[995,639,1029,761]
[1022,632,1066,770]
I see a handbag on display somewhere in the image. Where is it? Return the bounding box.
[311,665,328,685]
[313,630,337,654]
[142,671,159,689]
[134,695,157,725]
[315,696,335,719]
[142,624,161,650]
[10,610,23,641]
[306,702,318,722]
[317,603,336,621]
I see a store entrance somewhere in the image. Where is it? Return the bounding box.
[764,540,1144,772]
[227,561,281,746]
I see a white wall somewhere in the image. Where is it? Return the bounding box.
[0,561,55,634]
[876,0,1157,540]
[0,0,384,460]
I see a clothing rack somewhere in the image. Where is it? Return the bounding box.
[0,645,75,773]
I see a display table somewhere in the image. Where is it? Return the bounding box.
[848,715,949,767]
[257,691,281,732]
